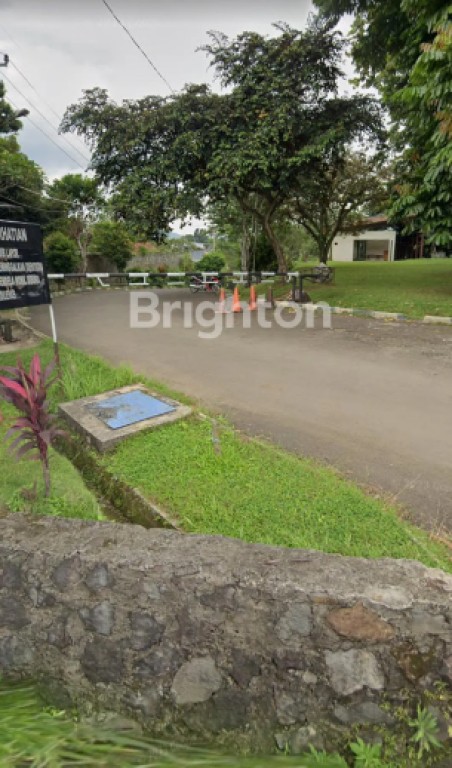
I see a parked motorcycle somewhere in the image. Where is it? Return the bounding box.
[189,275,220,293]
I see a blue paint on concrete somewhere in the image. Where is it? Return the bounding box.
[88,391,175,430]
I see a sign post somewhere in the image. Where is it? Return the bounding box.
[0,220,59,366]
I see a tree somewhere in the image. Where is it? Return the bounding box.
[314,0,452,248]
[0,135,47,224]
[391,7,452,248]
[44,231,80,273]
[201,22,383,270]
[207,197,257,271]
[90,220,132,270]
[289,153,389,263]
[0,80,24,135]
[47,174,103,270]
[61,23,383,271]
[0,81,47,224]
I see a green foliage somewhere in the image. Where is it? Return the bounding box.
[0,680,449,767]
[408,705,442,758]
[391,7,452,247]
[0,400,100,520]
[90,219,132,269]
[299,748,347,766]
[350,738,383,767]
[44,231,80,273]
[48,173,101,214]
[0,79,23,134]
[1,340,449,571]
[253,233,278,271]
[47,173,104,268]
[196,252,226,272]
[314,0,452,248]
[0,354,62,498]
[178,253,195,272]
[0,135,46,225]
[62,23,383,270]
[290,153,390,263]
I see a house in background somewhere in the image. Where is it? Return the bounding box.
[330,215,426,262]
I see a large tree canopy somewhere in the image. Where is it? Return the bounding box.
[314,0,452,248]
[62,22,384,270]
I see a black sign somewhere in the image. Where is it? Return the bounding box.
[0,220,51,310]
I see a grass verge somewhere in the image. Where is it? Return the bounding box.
[0,340,450,571]
[0,402,101,520]
[247,260,452,318]
[307,259,452,318]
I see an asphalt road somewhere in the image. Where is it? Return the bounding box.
[30,289,452,534]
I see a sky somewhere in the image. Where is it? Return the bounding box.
[0,0,324,179]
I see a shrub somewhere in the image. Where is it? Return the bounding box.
[196,252,226,272]
[44,231,80,273]
[90,220,133,270]
[0,354,62,497]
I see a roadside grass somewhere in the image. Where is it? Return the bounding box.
[0,402,101,521]
[247,260,452,318]
[307,260,452,318]
[103,417,451,571]
[0,340,450,571]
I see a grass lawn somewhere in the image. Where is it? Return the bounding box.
[0,402,101,520]
[0,340,450,571]
[305,259,452,318]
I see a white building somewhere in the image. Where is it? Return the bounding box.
[330,216,397,262]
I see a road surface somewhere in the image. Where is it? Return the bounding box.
[30,289,452,534]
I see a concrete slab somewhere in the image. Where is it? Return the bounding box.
[59,384,192,452]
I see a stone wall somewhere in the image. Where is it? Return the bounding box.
[0,514,451,752]
[127,253,183,271]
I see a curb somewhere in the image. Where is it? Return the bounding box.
[275,300,407,321]
[275,301,452,325]
[423,315,452,325]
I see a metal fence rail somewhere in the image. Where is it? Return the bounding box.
[46,268,335,301]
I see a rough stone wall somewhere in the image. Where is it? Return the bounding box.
[0,515,451,751]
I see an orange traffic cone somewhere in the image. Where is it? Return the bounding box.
[232,285,243,313]
[249,284,257,311]
[215,287,228,314]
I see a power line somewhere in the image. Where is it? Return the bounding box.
[9,60,91,157]
[0,190,65,213]
[0,23,23,53]
[15,183,73,206]
[2,70,90,166]
[101,0,174,93]
[0,21,91,156]
[10,62,61,123]
[6,94,87,169]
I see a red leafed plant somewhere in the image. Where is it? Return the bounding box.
[0,354,63,497]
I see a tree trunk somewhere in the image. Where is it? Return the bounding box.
[241,218,251,271]
[77,233,88,272]
[318,239,330,264]
[262,215,286,273]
